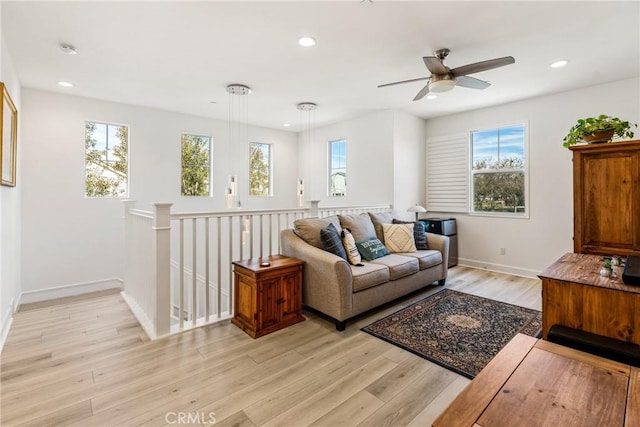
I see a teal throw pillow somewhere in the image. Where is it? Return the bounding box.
[356,238,390,261]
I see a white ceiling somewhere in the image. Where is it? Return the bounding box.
[3,1,639,132]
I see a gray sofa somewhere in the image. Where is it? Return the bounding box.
[280,212,449,330]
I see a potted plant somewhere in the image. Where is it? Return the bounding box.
[600,259,612,277]
[563,114,637,148]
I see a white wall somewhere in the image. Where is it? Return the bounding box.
[425,77,640,277]
[20,89,298,296]
[1,34,22,347]
[299,109,395,207]
[393,110,427,221]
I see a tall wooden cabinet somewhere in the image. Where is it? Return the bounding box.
[232,255,304,338]
[570,139,640,257]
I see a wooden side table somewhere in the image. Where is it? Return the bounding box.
[232,255,304,338]
[539,252,640,345]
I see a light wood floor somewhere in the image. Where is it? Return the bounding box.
[1,266,541,427]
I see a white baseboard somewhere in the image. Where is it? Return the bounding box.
[18,278,123,305]
[458,258,540,279]
[120,291,156,341]
[0,309,14,352]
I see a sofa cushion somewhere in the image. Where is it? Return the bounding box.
[293,216,342,249]
[393,219,429,250]
[370,254,419,280]
[338,213,376,243]
[368,212,394,242]
[351,263,390,292]
[320,223,347,260]
[382,223,417,253]
[399,250,443,270]
[356,238,390,261]
[341,228,362,265]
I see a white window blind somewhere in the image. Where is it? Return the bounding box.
[426,134,469,213]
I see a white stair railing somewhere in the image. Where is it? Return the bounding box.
[123,201,392,339]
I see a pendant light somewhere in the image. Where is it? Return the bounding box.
[226,83,251,208]
[297,102,317,207]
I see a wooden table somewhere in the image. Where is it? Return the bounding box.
[232,255,304,338]
[538,252,640,344]
[433,333,640,427]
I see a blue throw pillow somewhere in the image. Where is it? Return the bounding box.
[356,238,390,261]
[320,223,348,260]
[393,219,429,250]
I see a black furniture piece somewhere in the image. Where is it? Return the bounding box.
[420,218,457,267]
[623,255,640,286]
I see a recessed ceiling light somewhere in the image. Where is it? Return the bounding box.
[283,123,291,127]
[550,60,569,68]
[426,95,438,100]
[59,43,77,55]
[57,81,73,88]
[298,36,316,47]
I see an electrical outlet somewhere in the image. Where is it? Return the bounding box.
[500,247,506,255]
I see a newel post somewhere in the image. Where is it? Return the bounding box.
[152,203,173,337]
[309,200,320,218]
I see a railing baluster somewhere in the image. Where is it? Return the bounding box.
[179,219,185,330]
[217,217,222,319]
[205,217,210,322]
[192,218,197,325]
[259,214,264,258]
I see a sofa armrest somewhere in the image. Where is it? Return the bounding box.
[426,232,450,279]
[280,229,354,321]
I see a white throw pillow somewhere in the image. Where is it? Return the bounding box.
[341,228,362,265]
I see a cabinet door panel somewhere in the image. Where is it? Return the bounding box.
[259,277,281,329]
[235,275,256,326]
[280,272,301,323]
[583,153,635,247]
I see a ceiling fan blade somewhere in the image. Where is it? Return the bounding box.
[455,75,491,90]
[450,56,515,77]
[413,83,431,101]
[377,76,429,88]
[423,56,448,75]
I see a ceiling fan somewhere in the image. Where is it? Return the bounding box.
[378,48,515,101]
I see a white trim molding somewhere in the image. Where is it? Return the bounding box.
[18,278,123,305]
[458,258,540,279]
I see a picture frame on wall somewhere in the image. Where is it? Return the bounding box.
[1,82,18,187]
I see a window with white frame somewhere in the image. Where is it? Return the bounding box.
[181,134,212,196]
[471,124,527,215]
[249,142,272,196]
[329,139,346,196]
[85,121,128,197]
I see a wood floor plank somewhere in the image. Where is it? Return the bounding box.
[194,333,374,424]
[15,400,93,427]
[365,355,436,402]
[308,390,384,427]
[406,376,471,427]
[1,266,544,427]
[262,355,397,427]
[243,338,391,426]
[357,364,458,427]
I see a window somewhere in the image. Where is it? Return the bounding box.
[85,121,128,197]
[181,134,212,196]
[249,142,271,196]
[471,125,527,215]
[329,139,346,196]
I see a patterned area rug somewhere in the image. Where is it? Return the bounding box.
[362,289,542,378]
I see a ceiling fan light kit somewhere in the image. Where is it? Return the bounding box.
[429,76,456,93]
[379,48,515,101]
